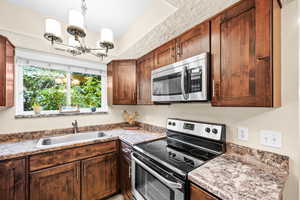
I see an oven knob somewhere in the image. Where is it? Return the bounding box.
[205,127,211,133]
[172,122,176,126]
[212,128,218,134]
[168,121,172,125]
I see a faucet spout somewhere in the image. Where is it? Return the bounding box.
[72,120,79,134]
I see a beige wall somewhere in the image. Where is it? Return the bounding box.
[129,2,299,199]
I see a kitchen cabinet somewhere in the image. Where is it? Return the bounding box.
[137,52,155,105]
[120,142,133,200]
[0,35,15,108]
[29,141,118,200]
[211,0,281,107]
[82,153,118,200]
[176,21,210,61]
[30,162,81,200]
[190,183,218,200]
[110,60,137,105]
[0,159,26,200]
[154,40,176,69]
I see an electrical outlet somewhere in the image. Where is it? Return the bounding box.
[260,130,282,148]
[237,127,249,141]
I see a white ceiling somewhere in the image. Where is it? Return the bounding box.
[7,0,157,38]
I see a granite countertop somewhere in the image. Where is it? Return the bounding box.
[188,153,289,200]
[0,129,166,161]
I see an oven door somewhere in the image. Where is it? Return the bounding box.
[151,66,188,102]
[132,153,185,200]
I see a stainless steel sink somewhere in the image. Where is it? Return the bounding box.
[36,132,107,148]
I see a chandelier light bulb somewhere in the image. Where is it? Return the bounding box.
[45,18,61,37]
[100,28,114,44]
[69,9,84,29]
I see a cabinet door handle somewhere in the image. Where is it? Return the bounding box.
[257,56,270,61]
[129,165,131,179]
[83,165,86,177]
[76,164,80,180]
[212,80,215,97]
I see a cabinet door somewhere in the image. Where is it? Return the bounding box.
[190,184,218,200]
[82,153,118,200]
[107,62,113,105]
[30,162,80,200]
[120,153,132,200]
[113,60,137,105]
[0,159,26,200]
[0,36,14,107]
[137,52,154,105]
[5,41,14,107]
[211,0,275,107]
[176,21,210,61]
[154,40,176,69]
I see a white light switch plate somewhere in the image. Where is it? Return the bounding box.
[260,130,282,148]
[237,127,249,141]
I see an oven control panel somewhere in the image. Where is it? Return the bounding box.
[167,119,225,141]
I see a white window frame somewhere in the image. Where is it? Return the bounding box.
[15,48,108,116]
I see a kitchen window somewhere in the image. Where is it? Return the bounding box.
[15,49,108,116]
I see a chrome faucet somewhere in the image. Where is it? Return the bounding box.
[72,120,79,134]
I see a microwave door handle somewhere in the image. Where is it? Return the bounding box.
[181,66,188,100]
[132,154,183,189]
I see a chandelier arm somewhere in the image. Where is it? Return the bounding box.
[52,41,78,49]
[88,48,107,51]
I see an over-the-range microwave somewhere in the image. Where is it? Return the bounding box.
[151,53,210,103]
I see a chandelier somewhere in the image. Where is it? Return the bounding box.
[43,0,114,59]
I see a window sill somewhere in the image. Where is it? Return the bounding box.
[15,111,108,119]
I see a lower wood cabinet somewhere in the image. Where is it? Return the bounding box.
[29,142,119,200]
[30,162,81,200]
[120,155,132,200]
[120,142,133,200]
[190,184,218,200]
[0,159,26,200]
[82,153,118,200]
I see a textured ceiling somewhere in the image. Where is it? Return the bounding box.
[114,0,240,60]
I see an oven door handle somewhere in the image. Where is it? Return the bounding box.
[132,154,183,189]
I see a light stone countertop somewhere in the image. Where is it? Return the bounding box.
[0,129,166,161]
[188,154,288,200]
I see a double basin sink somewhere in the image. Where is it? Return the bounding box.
[36,131,107,148]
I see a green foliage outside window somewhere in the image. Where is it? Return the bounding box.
[23,66,101,112]
[71,73,101,108]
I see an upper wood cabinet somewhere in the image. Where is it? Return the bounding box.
[137,52,155,105]
[176,21,210,61]
[110,60,137,105]
[0,35,15,108]
[190,184,218,200]
[30,162,81,200]
[82,153,118,200]
[211,0,281,107]
[0,159,26,200]
[154,40,176,69]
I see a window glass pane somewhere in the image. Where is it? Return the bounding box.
[23,66,67,111]
[71,72,101,108]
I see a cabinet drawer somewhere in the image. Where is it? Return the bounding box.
[121,142,133,159]
[30,141,117,171]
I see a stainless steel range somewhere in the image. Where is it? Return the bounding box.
[131,119,226,200]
